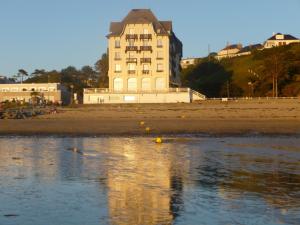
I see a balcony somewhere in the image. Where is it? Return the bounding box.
[140,46,152,52]
[114,70,122,73]
[157,70,164,73]
[156,57,163,60]
[125,34,138,40]
[126,58,137,63]
[140,34,152,39]
[128,70,136,75]
[114,57,122,61]
[140,58,151,64]
[142,70,150,75]
[157,45,163,48]
[125,46,138,52]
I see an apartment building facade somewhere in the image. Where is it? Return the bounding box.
[84,9,205,104]
[107,9,182,93]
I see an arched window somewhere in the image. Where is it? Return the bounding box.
[141,78,151,91]
[113,78,123,92]
[155,77,165,90]
[127,78,137,92]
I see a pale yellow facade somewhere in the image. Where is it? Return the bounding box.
[107,9,182,93]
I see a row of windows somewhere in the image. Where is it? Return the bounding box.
[113,77,165,91]
[114,51,164,59]
[0,87,57,92]
[114,63,163,72]
[115,39,163,48]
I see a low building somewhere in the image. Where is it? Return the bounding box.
[237,44,263,56]
[216,44,243,60]
[264,33,300,48]
[180,58,200,69]
[0,83,70,105]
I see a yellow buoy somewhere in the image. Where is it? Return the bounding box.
[145,127,151,132]
[140,121,145,126]
[155,137,163,143]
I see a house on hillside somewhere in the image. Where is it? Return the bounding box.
[237,44,264,56]
[264,33,300,48]
[180,58,200,69]
[216,44,243,60]
[83,9,205,104]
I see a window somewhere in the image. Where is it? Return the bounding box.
[115,64,121,72]
[115,52,121,60]
[157,39,163,47]
[143,40,149,46]
[113,78,123,91]
[115,40,120,48]
[142,78,151,91]
[128,63,135,71]
[157,63,163,72]
[127,78,137,91]
[129,28,135,34]
[143,29,149,34]
[143,64,149,70]
[155,77,165,90]
[129,52,135,58]
[157,51,163,59]
[129,39,134,47]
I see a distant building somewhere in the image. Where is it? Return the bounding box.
[237,44,264,56]
[0,83,70,104]
[180,58,200,69]
[264,33,300,48]
[84,9,205,104]
[216,44,243,60]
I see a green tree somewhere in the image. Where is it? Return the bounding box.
[95,53,109,88]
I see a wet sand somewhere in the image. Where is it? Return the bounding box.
[0,99,299,136]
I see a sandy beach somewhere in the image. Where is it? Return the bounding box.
[0,99,299,136]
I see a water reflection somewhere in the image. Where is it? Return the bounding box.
[0,136,299,225]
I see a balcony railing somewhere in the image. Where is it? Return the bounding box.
[140,58,151,64]
[157,70,164,73]
[126,58,137,63]
[128,70,136,75]
[140,46,152,52]
[114,57,122,61]
[156,57,163,60]
[114,70,122,73]
[157,45,163,48]
[125,46,138,52]
[142,70,150,75]
[125,34,138,40]
[140,34,152,39]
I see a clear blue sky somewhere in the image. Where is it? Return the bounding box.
[1,0,300,77]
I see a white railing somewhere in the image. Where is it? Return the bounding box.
[84,88,191,94]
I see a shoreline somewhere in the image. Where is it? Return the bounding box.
[0,118,299,137]
[1,100,299,137]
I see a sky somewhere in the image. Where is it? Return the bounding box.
[1,0,300,77]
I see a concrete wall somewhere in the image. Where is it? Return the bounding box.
[84,92,191,104]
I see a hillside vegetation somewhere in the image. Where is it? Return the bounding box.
[181,43,300,97]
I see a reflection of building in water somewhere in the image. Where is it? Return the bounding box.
[105,139,186,225]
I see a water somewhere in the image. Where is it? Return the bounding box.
[0,136,299,225]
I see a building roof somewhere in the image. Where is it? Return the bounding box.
[239,44,263,53]
[221,44,242,51]
[267,33,299,41]
[108,9,172,37]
